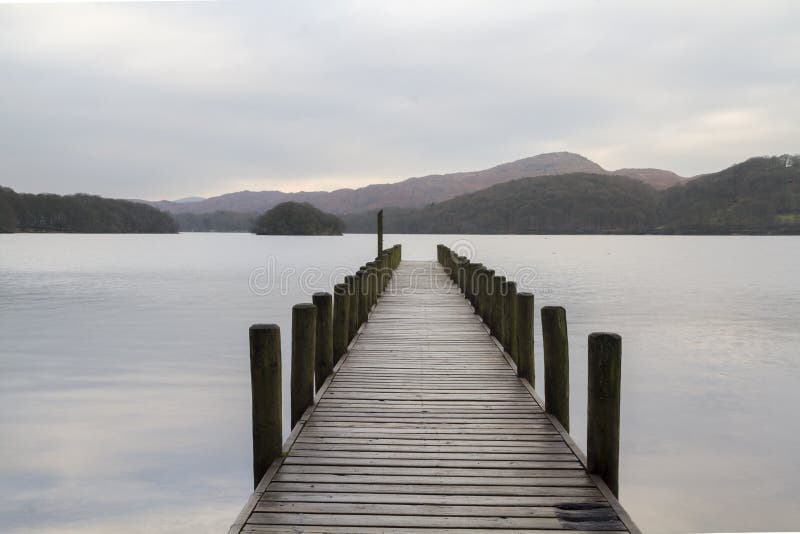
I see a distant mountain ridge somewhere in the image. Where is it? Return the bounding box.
[139,152,686,216]
[342,156,800,235]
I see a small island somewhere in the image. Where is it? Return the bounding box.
[251,201,344,235]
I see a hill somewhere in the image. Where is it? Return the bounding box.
[342,174,660,234]
[659,155,800,233]
[343,156,800,234]
[140,152,683,216]
[0,186,177,233]
[251,202,344,235]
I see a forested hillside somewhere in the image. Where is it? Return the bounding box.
[0,187,177,233]
[342,156,800,234]
[659,156,800,233]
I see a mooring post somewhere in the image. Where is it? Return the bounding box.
[541,306,570,431]
[377,209,383,257]
[345,275,359,341]
[249,323,281,489]
[357,269,369,326]
[491,275,505,340]
[587,332,622,497]
[332,283,349,365]
[365,262,377,309]
[481,268,495,325]
[516,292,534,384]
[505,280,518,363]
[312,292,333,392]
[290,303,316,428]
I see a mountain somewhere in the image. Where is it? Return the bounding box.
[659,155,800,233]
[612,168,686,189]
[342,173,660,234]
[341,155,800,234]
[0,186,177,233]
[174,196,206,203]
[140,152,682,216]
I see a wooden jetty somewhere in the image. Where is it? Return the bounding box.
[231,244,639,533]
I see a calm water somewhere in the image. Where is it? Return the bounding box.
[1,233,799,533]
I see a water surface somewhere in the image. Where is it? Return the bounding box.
[1,233,798,533]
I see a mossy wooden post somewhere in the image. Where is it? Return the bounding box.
[499,280,509,347]
[332,283,349,365]
[249,323,281,489]
[516,292,534,385]
[377,209,383,257]
[345,275,358,342]
[480,268,495,325]
[291,303,316,428]
[491,275,505,339]
[587,332,622,497]
[357,269,369,325]
[505,281,518,363]
[468,263,483,308]
[541,306,569,431]
[366,262,377,309]
[312,292,333,392]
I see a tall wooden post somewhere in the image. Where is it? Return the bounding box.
[587,332,622,497]
[377,209,383,257]
[312,292,333,392]
[356,269,368,326]
[505,281,518,363]
[345,275,359,341]
[291,303,316,428]
[480,268,495,324]
[249,324,281,489]
[541,306,569,432]
[491,275,505,340]
[516,293,534,385]
[332,283,349,365]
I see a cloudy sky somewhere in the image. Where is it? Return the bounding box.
[0,1,798,200]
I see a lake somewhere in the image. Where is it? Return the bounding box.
[1,233,799,533]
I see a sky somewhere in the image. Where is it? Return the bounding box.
[0,0,798,200]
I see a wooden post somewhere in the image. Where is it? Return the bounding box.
[345,275,359,341]
[480,268,494,324]
[365,262,377,308]
[357,269,369,326]
[291,303,316,428]
[505,281,518,363]
[332,283,349,365]
[491,275,505,340]
[468,263,483,309]
[516,293,534,385]
[499,280,509,347]
[587,332,622,497]
[312,292,333,392]
[541,306,569,432]
[377,209,383,257]
[249,323,281,489]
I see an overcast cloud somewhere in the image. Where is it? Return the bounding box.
[0,0,798,200]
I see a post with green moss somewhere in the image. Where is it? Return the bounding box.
[480,268,495,325]
[291,303,316,428]
[505,281,518,362]
[491,275,505,340]
[312,292,333,392]
[587,332,622,497]
[541,306,569,431]
[345,275,359,341]
[516,292,534,385]
[377,209,383,257]
[249,324,281,489]
[332,283,349,365]
[357,269,369,325]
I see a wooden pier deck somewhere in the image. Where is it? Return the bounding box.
[233,260,639,533]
